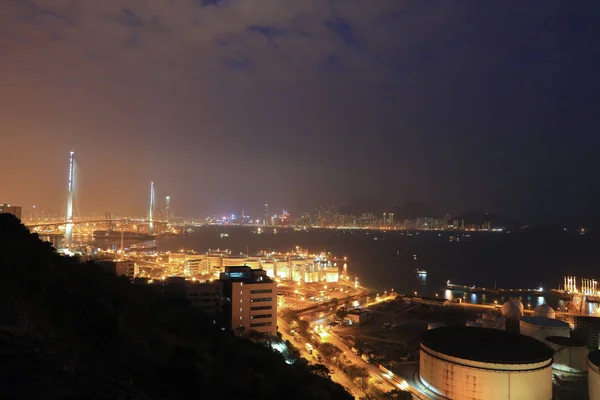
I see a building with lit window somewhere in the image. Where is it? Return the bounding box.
[0,204,22,220]
[219,266,277,336]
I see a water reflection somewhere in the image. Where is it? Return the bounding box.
[536,296,544,307]
[445,289,563,310]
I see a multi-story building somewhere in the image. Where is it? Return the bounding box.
[97,260,138,278]
[0,204,22,220]
[219,266,277,337]
[186,282,219,314]
[184,255,206,276]
[264,203,269,226]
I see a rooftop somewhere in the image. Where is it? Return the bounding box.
[220,266,273,284]
[521,316,569,328]
[421,327,554,364]
[545,336,586,347]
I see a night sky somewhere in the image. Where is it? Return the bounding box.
[1,1,599,218]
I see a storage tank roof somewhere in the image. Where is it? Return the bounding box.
[545,336,586,347]
[589,350,600,367]
[534,304,556,319]
[421,326,553,364]
[501,298,524,319]
[521,316,569,328]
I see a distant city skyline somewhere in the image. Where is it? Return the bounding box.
[1,2,599,220]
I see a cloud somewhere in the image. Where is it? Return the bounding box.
[325,17,357,47]
[0,0,418,89]
[1,0,598,215]
[227,57,254,71]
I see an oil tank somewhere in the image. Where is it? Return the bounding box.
[588,350,600,399]
[420,327,553,400]
[545,336,587,374]
[520,316,570,342]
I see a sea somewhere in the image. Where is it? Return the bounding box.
[152,226,600,311]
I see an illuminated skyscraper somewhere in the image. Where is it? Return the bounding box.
[264,203,269,226]
[149,182,155,234]
[165,195,171,222]
[65,151,75,246]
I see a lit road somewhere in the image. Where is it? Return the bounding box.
[308,294,422,397]
[278,318,365,399]
[322,330,397,393]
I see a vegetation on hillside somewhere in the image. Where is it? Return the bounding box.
[0,214,352,399]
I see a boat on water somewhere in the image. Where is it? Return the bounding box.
[415,269,427,275]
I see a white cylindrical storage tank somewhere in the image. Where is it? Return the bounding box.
[588,350,600,400]
[428,322,444,330]
[420,327,553,400]
[545,336,587,374]
[520,316,570,342]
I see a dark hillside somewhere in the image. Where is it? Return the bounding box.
[0,214,351,399]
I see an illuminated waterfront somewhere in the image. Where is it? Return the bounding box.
[155,226,600,292]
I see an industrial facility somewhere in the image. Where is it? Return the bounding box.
[419,327,554,400]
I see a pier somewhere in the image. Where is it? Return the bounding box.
[445,282,571,299]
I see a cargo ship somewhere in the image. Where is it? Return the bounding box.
[93,230,154,241]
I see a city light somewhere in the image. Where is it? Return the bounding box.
[398,380,410,391]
